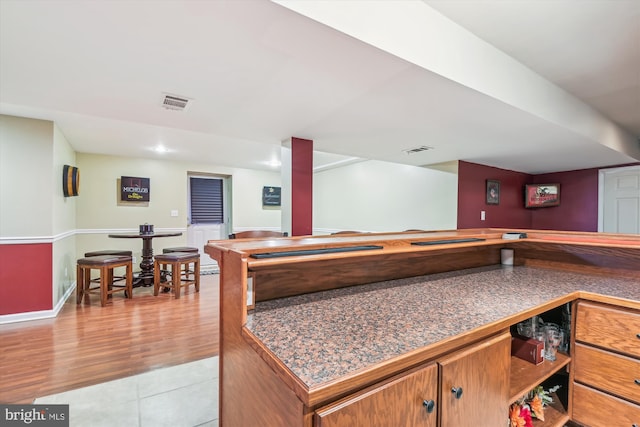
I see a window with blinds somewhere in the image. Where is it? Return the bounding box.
[189,177,223,224]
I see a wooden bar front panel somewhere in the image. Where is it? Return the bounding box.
[253,246,501,302]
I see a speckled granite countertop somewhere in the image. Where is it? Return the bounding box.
[245,265,640,388]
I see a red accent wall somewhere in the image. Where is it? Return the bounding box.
[458,161,531,229]
[291,137,313,236]
[458,161,639,232]
[0,243,52,315]
[532,169,599,231]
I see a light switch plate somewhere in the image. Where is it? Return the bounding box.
[171,210,178,217]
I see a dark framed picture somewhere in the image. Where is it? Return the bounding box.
[121,176,150,202]
[525,183,560,208]
[262,186,281,206]
[486,180,500,205]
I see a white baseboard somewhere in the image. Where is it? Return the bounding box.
[0,281,76,324]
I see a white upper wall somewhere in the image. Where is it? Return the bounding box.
[314,159,458,233]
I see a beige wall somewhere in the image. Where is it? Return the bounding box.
[0,115,77,311]
[0,115,53,237]
[52,124,77,306]
[313,159,458,232]
[52,124,77,235]
[229,168,283,231]
[75,153,282,259]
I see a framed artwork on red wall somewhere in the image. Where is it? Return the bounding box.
[486,180,500,205]
[525,183,560,208]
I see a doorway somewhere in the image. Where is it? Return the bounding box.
[187,174,231,270]
[599,165,640,233]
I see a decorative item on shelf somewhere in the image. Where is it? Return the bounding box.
[510,385,559,426]
[502,232,527,240]
[139,223,154,234]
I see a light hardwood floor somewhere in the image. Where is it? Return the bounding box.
[0,274,219,404]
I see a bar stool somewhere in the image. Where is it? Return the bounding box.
[84,250,133,257]
[77,255,133,306]
[85,250,133,283]
[153,252,200,299]
[161,247,198,276]
[162,247,198,254]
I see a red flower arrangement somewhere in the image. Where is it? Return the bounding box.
[510,385,560,427]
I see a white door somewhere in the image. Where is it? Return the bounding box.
[187,175,230,270]
[187,224,223,270]
[600,166,640,233]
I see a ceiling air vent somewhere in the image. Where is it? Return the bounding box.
[160,93,192,112]
[402,145,434,155]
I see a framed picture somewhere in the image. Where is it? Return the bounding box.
[262,186,281,206]
[525,183,560,208]
[486,180,500,205]
[121,176,150,202]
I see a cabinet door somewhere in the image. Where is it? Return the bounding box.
[439,332,511,427]
[315,363,438,427]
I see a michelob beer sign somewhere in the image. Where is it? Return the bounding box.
[121,176,150,202]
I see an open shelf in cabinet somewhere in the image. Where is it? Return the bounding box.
[510,353,571,427]
[531,392,570,427]
[509,352,570,403]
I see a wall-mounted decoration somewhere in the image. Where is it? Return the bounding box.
[525,183,560,208]
[63,165,80,197]
[121,176,150,202]
[486,180,500,205]
[262,186,281,206]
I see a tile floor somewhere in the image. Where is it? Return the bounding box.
[34,357,219,427]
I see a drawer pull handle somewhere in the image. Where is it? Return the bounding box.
[451,387,463,399]
[635,379,640,385]
[637,333,640,339]
[422,399,435,414]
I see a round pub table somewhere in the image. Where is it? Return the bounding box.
[108,231,182,286]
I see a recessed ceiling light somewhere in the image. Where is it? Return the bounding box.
[154,146,169,153]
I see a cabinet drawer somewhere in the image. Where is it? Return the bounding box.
[574,343,640,404]
[572,382,640,427]
[575,301,640,358]
[315,363,438,427]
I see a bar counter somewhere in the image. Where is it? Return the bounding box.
[206,228,640,425]
[245,265,640,389]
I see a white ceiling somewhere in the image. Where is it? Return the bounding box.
[1,0,638,174]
